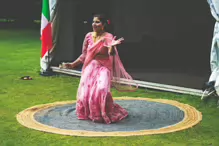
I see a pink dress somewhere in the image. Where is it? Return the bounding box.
[76,32,135,124]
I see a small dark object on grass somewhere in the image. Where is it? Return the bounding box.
[20,76,32,80]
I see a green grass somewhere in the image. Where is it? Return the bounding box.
[0,29,219,146]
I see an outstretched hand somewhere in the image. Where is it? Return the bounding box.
[59,62,74,69]
[111,36,124,46]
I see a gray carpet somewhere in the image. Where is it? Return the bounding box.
[34,100,184,132]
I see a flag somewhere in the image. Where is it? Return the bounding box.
[40,0,53,73]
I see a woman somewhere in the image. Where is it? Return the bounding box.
[60,14,137,124]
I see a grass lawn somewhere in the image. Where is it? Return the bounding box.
[0,29,219,146]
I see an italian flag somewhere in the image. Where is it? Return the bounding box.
[40,0,53,73]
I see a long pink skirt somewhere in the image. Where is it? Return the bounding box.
[76,60,128,124]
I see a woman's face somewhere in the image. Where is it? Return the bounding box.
[92,17,104,32]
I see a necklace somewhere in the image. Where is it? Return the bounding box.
[92,31,105,42]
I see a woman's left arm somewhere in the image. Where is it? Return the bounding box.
[105,34,123,56]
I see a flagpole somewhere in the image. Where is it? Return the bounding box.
[40,0,55,76]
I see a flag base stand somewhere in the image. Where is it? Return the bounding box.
[40,68,57,76]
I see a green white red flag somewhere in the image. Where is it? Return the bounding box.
[40,0,56,73]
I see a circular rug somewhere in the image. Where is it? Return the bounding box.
[16,97,202,137]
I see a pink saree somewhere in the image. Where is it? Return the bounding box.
[76,32,137,124]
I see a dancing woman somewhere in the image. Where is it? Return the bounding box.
[60,14,137,124]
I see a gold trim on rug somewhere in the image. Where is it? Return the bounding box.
[16,97,202,137]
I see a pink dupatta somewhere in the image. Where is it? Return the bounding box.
[81,33,138,92]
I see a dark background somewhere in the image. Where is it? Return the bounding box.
[0,0,41,29]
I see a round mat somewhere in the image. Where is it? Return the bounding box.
[16,97,202,137]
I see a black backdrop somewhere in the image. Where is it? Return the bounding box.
[50,0,215,89]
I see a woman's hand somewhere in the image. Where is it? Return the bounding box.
[59,62,75,69]
[103,36,124,47]
[111,36,124,47]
